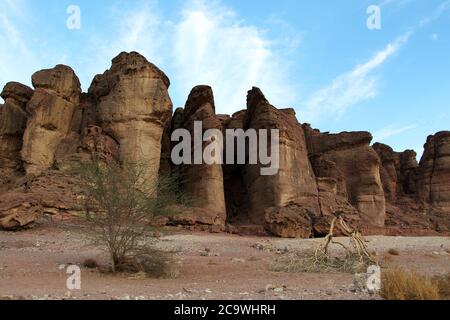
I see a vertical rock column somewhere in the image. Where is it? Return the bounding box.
[21,65,81,175]
[0,82,33,171]
[373,143,400,202]
[417,131,450,211]
[303,128,386,227]
[373,142,419,202]
[173,85,227,226]
[243,87,320,225]
[88,52,173,185]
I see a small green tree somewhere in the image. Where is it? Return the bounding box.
[76,160,187,274]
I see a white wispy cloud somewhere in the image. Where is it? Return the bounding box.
[380,0,413,8]
[300,0,450,123]
[301,33,411,122]
[0,0,37,93]
[373,124,417,142]
[82,1,165,88]
[86,0,300,113]
[171,0,299,112]
[419,0,450,27]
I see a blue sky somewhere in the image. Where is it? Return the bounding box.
[0,0,449,157]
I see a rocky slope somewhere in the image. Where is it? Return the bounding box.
[0,51,449,236]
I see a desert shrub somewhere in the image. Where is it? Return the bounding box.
[271,249,372,274]
[75,160,188,274]
[82,258,99,269]
[116,248,179,278]
[272,213,376,274]
[381,268,440,300]
[433,273,450,299]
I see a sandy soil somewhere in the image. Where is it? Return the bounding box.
[0,219,449,300]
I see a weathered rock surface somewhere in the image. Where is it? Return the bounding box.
[303,125,386,227]
[21,65,81,175]
[243,88,320,226]
[417,131,450,211]
[79,125,120,163]
[0,83,33,171]
[0,126,121,230]
[222,110,251,224]
[373,143,419,202]
[373,143,399,202]
[0,171,85,230]
[88,52,172,184]
[0,192,41,230]
[168,86,227,227]
[265,204,314,238]
[399,149,419,195]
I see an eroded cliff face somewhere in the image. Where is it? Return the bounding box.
[88,52,173,185]
[0,52,172,230]
[0,52,448,236]
[373,143,420,201]
[372,137,450,234]
[222,110,251,225]
[417,132,450,211]
[168,86,227,227]
[303,126,386,227]
[243,88,320,226]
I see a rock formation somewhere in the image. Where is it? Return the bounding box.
[417,132,450,211]
[373,143,419,202]
[373,143,399,202]
[88,52,173,184]
[21,65,81,175]
[0,82,33,185]
[222,110,251,225]
[243,88,320,227]
[0,51,448,236]
[168,86,227,227]
[302,126,386,227]
[264,204,314,238]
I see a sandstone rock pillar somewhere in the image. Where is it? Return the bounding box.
[88,52,173,185]
[0,82,33,171]
[21,65,81,175]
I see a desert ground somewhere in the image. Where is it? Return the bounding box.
[0,217,449,300]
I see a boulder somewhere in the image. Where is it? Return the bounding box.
[0,192,41,230]
[264,204,313,238]
[0,170,85,231]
